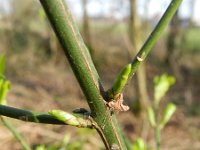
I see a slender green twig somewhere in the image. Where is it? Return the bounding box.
[155,124,161,150]
[1,117,31,150]
[109,0,182,95]
[130,0,182,75]
[0,105,70,125]
[153,103,160,150]
[0,105,97,127]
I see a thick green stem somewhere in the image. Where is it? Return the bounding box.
[1,117,31,150]
[39,0,127,149]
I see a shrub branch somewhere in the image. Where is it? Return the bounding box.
[0,0,182,149]
[109,0,182,95]
[40,0,127,149]
[0,105,93,126]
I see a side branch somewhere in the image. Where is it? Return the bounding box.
[130,0,182,76]
[0,105,89,126]
[108,0,182,96]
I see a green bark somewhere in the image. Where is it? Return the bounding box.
[0,105,65,124]
[40,0,127,149]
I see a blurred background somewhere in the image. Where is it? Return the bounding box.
[0,0,200,149]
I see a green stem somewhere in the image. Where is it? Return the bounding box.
[0,105,96,127]
[0,105,67,125]
[1,117,31,150]
[112,116,132,150]
[130,0,182,76]
[39,0,127,149]
[153,100,161,150]
[155,126,161,150]
[109,0,182,95]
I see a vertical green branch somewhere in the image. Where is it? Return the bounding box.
[39,0,127,149]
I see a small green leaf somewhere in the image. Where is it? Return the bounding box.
[0,54,6,75]
[35,144,46,150]
[154,74,175,105]
[0,79,10,105]
[160,103,176,129]
[48,110,80,126]
[0,54,8,105]
[109,63,131,98]
[132,138,146,150]
[147,106,156,127]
